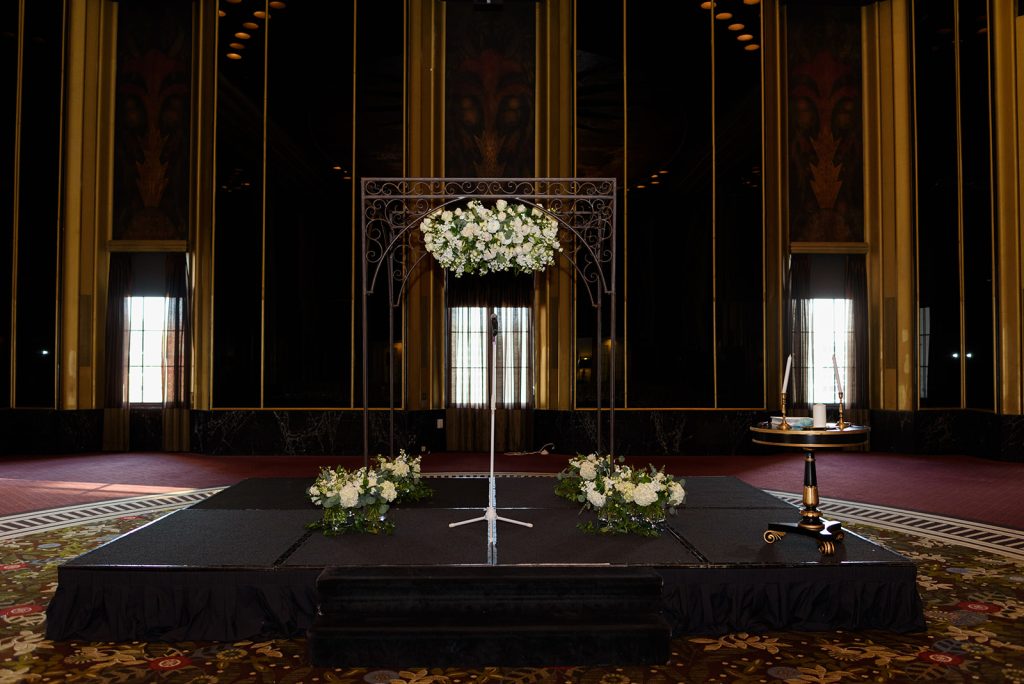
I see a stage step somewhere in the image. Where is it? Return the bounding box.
[308,566,671,667]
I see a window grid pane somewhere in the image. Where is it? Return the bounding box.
[797,298,853,404]
[126,296,167,404]
[450,305,531,407]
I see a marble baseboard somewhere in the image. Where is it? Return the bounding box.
[2,408,1021,462]
[190,409,445,456]
[533,410,767,456]
[1,409,103,455]
[869,409,1022,462]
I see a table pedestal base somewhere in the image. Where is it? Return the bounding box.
[764,448,846,556]
[764,519,845,556]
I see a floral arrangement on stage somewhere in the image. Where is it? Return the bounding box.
[556,453,686,538]
[307,450,432,535]
[419,199,562,276]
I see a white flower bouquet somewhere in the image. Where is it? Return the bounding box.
[419,199,562,276]
[556,454,686,537]
[374,449,432,503]
[307,450,433,535]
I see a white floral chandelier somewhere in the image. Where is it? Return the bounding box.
[418,199,562,276]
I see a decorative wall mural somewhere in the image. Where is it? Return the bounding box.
[112,1,191,241]
[787,3,863,243]
[445,3,535,178]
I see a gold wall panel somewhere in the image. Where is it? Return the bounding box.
[992,3,1023,414]
[192,0,218,410]
[535,0,573,409]
[405,0,445,409]
[863,0,915,411]
[764,1,785,405]
[62,0,117,410]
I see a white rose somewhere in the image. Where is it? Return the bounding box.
[392,460,410,477]
[496,199,507,211]
[380,481,398,502]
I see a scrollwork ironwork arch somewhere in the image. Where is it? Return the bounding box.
[360,178,618,462]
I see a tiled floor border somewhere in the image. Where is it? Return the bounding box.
[1,478,1021,561]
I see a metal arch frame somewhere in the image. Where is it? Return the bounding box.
[360,177,618,464]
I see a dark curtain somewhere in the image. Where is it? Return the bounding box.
[163,253,191,408]
[845,255,868,410]
[104,254,132,408]
[789,255,812,407]
[445,272,534,452]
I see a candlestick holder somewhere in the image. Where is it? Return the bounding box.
[779,392,791,430]
[836,391,848,431]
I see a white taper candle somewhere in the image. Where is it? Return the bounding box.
[781,354,792,395]
[832,353,843,397]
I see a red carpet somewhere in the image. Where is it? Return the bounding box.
[1,450,1022,529]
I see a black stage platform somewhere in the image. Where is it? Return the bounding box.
[46,476,926,651]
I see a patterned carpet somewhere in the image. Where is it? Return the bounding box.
[1,487,1023,683]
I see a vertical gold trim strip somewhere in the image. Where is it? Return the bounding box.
[710,5,718,407]
[54,0,68,409]
[204,0,221,409]
[621,0,627,408]
[10,0,24,406]
[571,0,577,410]
[351,0,358,407]
[759,0,767,410]
[763,1,786,408]
[911,0,922,408]
[954,0,965,408]
[983,0,997,412]
[259,0,269,408]
[62,0,84,410]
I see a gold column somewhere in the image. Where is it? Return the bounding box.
[62,0,117,410]
[992,0,1022,414]
[863,0,915,411]
[535,0,573,409]
[763,1,785,406]
[405,0,445,409]
[191,0,219,410]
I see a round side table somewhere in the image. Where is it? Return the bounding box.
[749,423,870,555]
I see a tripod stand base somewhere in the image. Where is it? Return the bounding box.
[449,506,533,528]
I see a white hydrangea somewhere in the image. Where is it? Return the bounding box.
[584,481,606,508]
[633,482,659,507]
[380,480,398,502]
[667,481,686,507]
[579,461,598,481]
[338,483,360,509]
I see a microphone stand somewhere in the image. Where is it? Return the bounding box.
[450,312,532,561]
